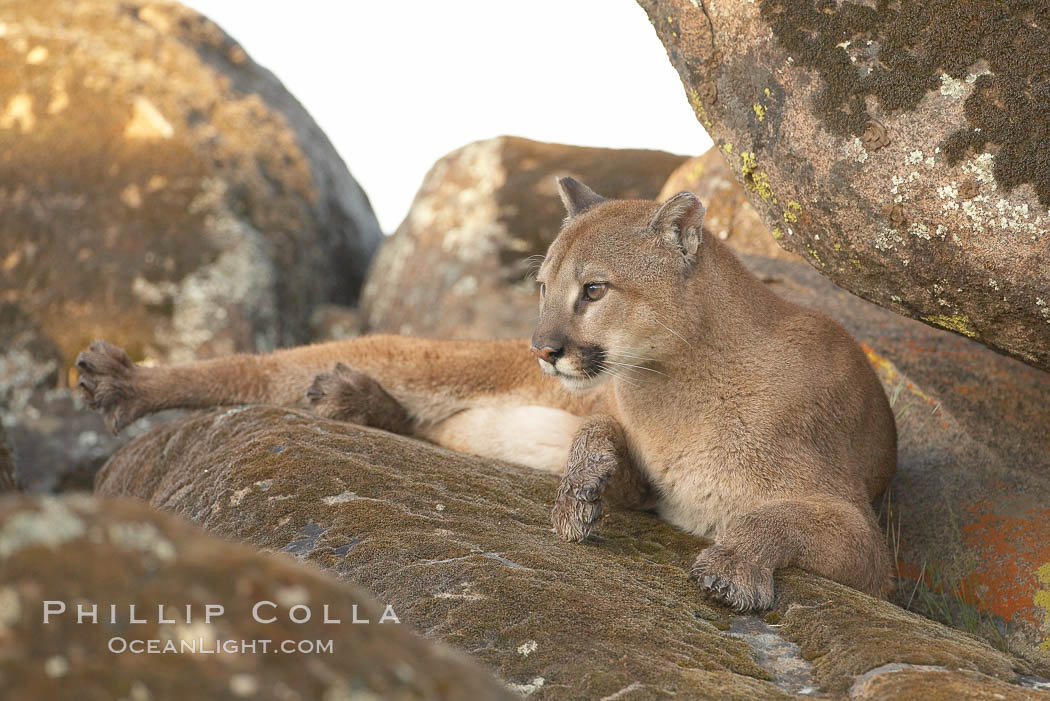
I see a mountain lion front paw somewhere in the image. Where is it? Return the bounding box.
[306,363,410,434]
[551,472,606,542]
[689,544,774,612]
[76,340,145,434]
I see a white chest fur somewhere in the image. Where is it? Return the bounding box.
[423,404,581,474]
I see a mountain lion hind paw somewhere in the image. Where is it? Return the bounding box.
[307,363,410,434]
[690,544,774,612]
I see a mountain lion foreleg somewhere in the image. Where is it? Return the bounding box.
[551,414,657,542]
[690,496,891,611]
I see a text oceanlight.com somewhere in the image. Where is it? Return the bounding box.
[108,637,336,655]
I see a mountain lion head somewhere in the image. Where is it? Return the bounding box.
[531,177,707,390]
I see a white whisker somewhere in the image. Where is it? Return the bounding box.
[604,359,668,377]
[650,312,693,349]
[613,351,660,362]
[597,362,640,387]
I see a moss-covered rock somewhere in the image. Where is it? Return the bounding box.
[359,136,686,338]
[0,495,514,700]
[97,406,1045,698]
[638,0,1050,374]
[848,664,1048,700]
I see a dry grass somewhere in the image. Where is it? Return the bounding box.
[880,378,1009,651]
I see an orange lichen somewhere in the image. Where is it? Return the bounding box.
[861,345,938,410]
[959,500,1050,628]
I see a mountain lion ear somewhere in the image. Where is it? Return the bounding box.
[649,191,705,263]
[556,176,607,218]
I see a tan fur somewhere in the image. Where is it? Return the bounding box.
[77,179,896,611]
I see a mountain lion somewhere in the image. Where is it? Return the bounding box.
[77,177,897,611]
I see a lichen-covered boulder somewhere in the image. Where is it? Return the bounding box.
[638,0,1050,373]
[0,0,381,490]
[359,136,686,338]
[0,0,381,368]
[0,495,514,701]
[658,149,800,261]
[97,405,1048,697]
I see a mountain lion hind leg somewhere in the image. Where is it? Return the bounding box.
[75,336,602,471]
[689,495,890,611]
[77,343,411,435]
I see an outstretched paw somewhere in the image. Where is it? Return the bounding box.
[75,340,144,434]
[551,472,606,543]
[307,363,409,433]
[690,544,774,612]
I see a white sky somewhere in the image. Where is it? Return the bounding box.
[184,1,713,232]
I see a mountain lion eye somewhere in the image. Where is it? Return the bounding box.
[582,282,608,301]
[539,283,546,298]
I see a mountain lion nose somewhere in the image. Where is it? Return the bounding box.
[530,345,563,364]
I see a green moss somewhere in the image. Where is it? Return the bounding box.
[97,407,1044,694]
[737,152,777,203]
[1036,562,1050,652]
[98,407,781,698]
[774,571,1024,695]
[921,314,978,338]
[751,171,776,203]
[688,89,713,129]
[740,151,757,176]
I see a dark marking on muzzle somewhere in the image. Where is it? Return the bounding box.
[578,344,607,377]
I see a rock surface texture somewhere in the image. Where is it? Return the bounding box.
[659,149,801,261]
[0,425,17,492]
[0,0,380,365]
[0,495,514,701]
[98,403,1050,698]
[638,0,1050,373]
[359,136,686,338]
[0,0,381,489]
